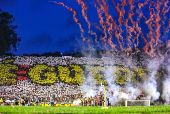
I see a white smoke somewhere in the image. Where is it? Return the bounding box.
[104,66,141,105]
[104,66,120,105]
[81,55,162,105]
[141,81,160,101]
[141,59,160,101]
[80,84,96,98]
[125,85,141,100]
[80,66,97,98]
[161,79,170,105]
[162,78,170,105]
[103,58,161,105]
[162,63,170,105]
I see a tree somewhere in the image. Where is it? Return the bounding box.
[41,52,53,57]
[40,51,62,57]
[0,9,21,55]
[52,51,62,57]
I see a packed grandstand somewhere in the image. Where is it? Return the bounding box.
[0,55,168,106]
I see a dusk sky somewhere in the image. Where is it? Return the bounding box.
[0,0,91,55]
[0,0,170,56]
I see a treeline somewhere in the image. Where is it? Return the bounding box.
[4,50,117,58]
[3,49,146,58]
[3,45,168,59]
[3,51,62,57]
[4,50,105,57]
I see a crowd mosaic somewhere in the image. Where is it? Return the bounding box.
[0,56,152,86]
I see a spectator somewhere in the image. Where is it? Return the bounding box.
[6,98,11,105]
[107,98,111,106]
[35,96,39,106]
[50,95,54,106]
[0,97,3,105]
[21,97,25,106]
[25,97,29,106]
[15,95,19,105]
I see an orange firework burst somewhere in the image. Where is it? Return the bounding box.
[51,0,170,57]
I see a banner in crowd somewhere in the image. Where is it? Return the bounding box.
[31,103,73,106]
[0,57,156,85]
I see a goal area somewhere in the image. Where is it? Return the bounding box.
[125,100,150,107]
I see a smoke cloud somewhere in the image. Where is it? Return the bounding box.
[141,59,160,101]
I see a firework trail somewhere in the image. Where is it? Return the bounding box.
[76,0,98,43]
[112,0,125,50]
[52,0,170,57]
[50,1,86,41]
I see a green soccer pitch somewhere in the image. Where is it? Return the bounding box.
[0,105,170,114]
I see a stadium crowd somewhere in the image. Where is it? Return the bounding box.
[0,88,111,106]
[2,56,133,67]
[0,56,147,106]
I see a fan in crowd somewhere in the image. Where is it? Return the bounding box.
[0,93,111,106]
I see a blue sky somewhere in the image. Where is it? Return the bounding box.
[0,0,88,55]
[0,0,170,55]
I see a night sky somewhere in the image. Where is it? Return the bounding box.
[0,0,170,56]
[0,0,88,55]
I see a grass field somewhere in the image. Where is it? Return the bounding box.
[0,105,170,114]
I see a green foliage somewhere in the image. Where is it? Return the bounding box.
[0,9,21,55]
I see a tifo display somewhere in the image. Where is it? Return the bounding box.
[0,58,150,85]
[0,56,162,107]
